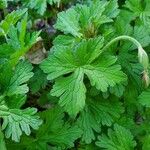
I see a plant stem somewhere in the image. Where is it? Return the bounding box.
[102,35,142,52]
[102,35,150,87]
[102,35,149,68]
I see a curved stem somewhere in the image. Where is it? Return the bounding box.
[102,35,149,87]
[102,35,149,69]
[102,35,142,52]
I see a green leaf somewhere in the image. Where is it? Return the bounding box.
[96,124,136,150]
[41,38,126,116]
[51,69,86,116]
[38,108,82,149]
[29,67,47,93]
[84,55,126,92]
[138,89,150,107]
[77,97,124,144]
[23,0,61,15]
[124,0,143,16]
[109,83,126,97]
[78,143,99,150]
[142,135,150,150]
[124,0,150,25]
[24,0,47,15]
[0,9,27,36]
[103,0,120,18]
[54,8,82,38]
[0,126,6,150]
[114,10,134,35]
[7,15,40,66]
[0,44,15,59]
[12,107,82,149]
[55,0,119,38]
[53,35,78,48]
[0,106,42,142]
[38,106,64,133]
[41,46,77,80]
[5,61,33,96]
[0,0,7,9]
[5,95,26,109]
[43,124,82,149]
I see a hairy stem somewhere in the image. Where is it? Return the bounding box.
[102,35,142,52]
[102,35,149,87]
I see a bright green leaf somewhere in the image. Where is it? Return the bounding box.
[96,124,136,150]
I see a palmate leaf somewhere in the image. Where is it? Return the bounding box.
[53,35,77,48]
[0,10,40,66]
[96,124,136,150]
[0,105,42,142]
[42,124,82,149]
[0,9,27,36]
[0,0,7,9]
[23,0,61,15]
[40,38,127,116]
[0,61,33,96]
[41,37,104,80]
[124,0,150,25]
[5,61,33,96]
[138,89,150,107]
[7,107,82,149]
[84,55,126,92]
[7,14,40,66]
[54,8,82,38]
[103,0,119,19]
[37,108,82,149]
[77,97,124,144]
[51,69,86,116]
[54,0,119,38]
[0,11,40,67]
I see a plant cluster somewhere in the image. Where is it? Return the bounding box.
[0,0,150,150]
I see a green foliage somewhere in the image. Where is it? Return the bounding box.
[54,0,119,38]
[6,107,82,149]
[77,97,124,144]
[5,61,34,96]
[124,0,150,25]
[40,38,126,116]
[96,124,136,150]
[0,9,42,145]
[29,67,47,94]
[1,0,150,149]
[22,0,61,15]
[1,106,42,142]
[0,0,7,9]
[0,9,27,36]
[138,88,150,107]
